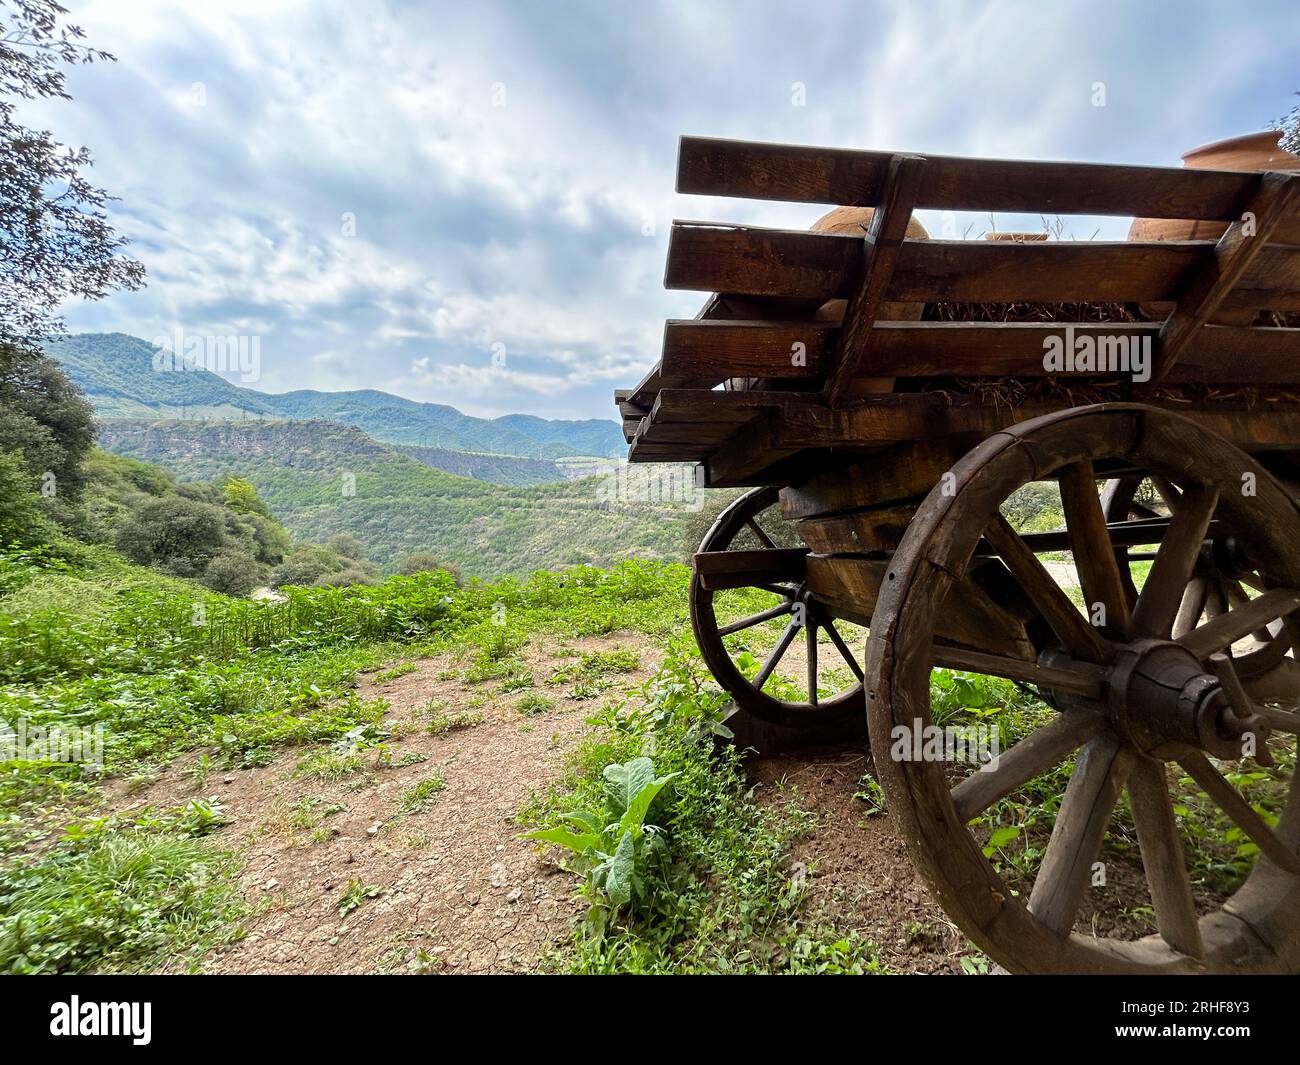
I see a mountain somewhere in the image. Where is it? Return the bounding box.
[46,333,626,460]
[394,444,566,486]
[95,418,689,578]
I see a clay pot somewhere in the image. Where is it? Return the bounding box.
[1128,130,1300,243]
[810,204,930,241]
[809,207,930,396]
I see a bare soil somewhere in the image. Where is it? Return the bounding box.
[97,632,984,974]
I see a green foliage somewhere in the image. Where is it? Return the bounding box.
[427,705,484,734]
[202,550,260,596]
[0,449,57,546]
[220,476,271,517]
[0,825,242,974]
[525,642,883,974]
[1001,481,1065,533]
[396,776,446,815]
[337,879,382,917]
[115,495,227,577]
[528,756,676,937]
[94,417,692,577]
[516,691,554,716]
[0,355,97,501]
[396,552,461,584]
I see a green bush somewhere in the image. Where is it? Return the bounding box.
[116,496,227,576]
[202,550,262,596]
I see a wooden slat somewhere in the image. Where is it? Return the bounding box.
[803,555,1034,657]
[824,154,926,406]
[1152,173,1300,381]
[677,135,1260,219]
[693,547,808,591]
[662,320,1300,385]
[771,392,1300,452]
[781,439,969,518]
[665,222,1241,303]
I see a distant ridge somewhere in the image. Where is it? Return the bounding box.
[46,333,626,460]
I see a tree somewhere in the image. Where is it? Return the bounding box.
[116,496,227,577]
[0,447,54,545]
[326,533,367,561]
[220,476,272,518]
[0,351,94,497]
[202,550,261,596]
[1,1,144,363]
[396,552,461,584]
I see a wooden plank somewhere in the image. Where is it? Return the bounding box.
[662,319,1300,385]
[703,409,799,487]
[824,154,926,406]
[796,503,917,553]
[693,547,808,591]
[665,222,1228,303]
[677,135,1259,219]
[773,392,1300,451]
[803,554,1034,657]
[780,438,969,518]
[1152,172,1300,381]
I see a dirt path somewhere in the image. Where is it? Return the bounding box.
[104,633,658,974]
[100,631,977,974]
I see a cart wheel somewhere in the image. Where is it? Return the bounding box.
[691,486,865,728]
[868,404,1300,974]
[1103,476,1292,681]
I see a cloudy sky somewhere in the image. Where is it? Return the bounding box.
[29,0,1300,420]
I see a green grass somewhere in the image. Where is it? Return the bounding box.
[523,638,885,974]
[0,540,690,973]
[0,827,243,975]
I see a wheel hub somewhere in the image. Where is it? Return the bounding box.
[1049,641,1270,760]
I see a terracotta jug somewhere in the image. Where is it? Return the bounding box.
[809,206,929,396]
[1128,130,1300,243]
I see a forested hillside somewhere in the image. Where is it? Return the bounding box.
[96,418,690,576]
[46,333,626,458]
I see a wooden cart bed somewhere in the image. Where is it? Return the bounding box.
[616,137,1300,486]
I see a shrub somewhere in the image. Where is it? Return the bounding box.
[116,496,227,576]
[202,550,262,596]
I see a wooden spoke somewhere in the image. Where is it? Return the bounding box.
[716,601,793,636]
[758,583,798,598]
[1226,580,1278,642]
[822,620,864,680]
[1178,588,1300,661]
[1027,733,1131,937]
[1178,752,1300,876]
[984,512,1111,663]
[1132,483,1219,639]
[1204,582,1228,621]
[1152,476,1183,510]
[753,619,801,690]
[1059,461,1133,640]
[806,620,818,705]
[746,518,777,550]
[1261,706,1300,735]
[1172,577,1210,639]
[931,646,1104,698]
[1127,757,1203,958]
[952,712,1105,823]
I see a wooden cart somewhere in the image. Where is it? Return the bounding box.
[616,135,1300,974]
